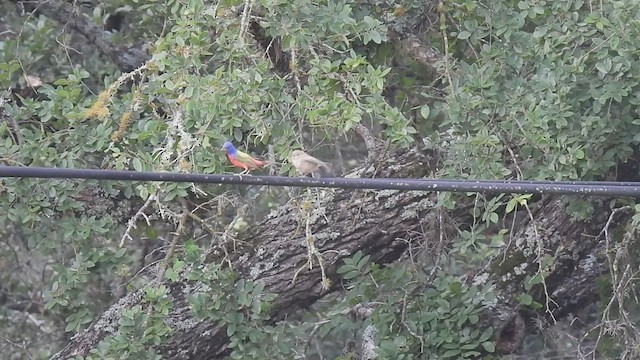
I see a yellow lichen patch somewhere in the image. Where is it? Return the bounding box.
[111,112,132,142]
[84,101,110,120]
[393,5,407,16]
[175,46,191,59]
[84,90,113,120]
[146,60,158,72]
[178,158,192,172]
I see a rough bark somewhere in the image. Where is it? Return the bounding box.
[474,196,630,353]
[51,147,632,359]
[52,148,437,358]
[4,1,632,357]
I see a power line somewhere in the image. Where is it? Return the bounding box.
[1,166,640,197]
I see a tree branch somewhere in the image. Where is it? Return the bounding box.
[353,123,386,168]
[13,0,149,72]
[51,146,631,358]
[52,148,440,358]
[390,32,444,70]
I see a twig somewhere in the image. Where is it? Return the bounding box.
[292,189,330,289]
[438,1,457,101]
[239,0,254,38]
[119,194,155,247]
[155,200,188,284]
[583,206,636,359]
[0,336,35,360]
[401,293,425,353]
[290,43,302,94]
[525,201,558,323]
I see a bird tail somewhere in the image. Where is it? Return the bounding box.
[320,163,332,171]
[255,159,275,168]
[314,163,334,178]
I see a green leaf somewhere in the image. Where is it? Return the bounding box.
[482,341,495,352]
[114,248,127,258]
[457,31,472,40]
[227,323,236,337]
[370,31,382,44]
[532,26,548,38]
[479,327,493,342]
[517,293,533,305]
[342,270,359,280]
[525,272,543,291]
[596,59,612,74]
[132,158,143,172]
[65,321,78,332]
[489,212,499,224]
[420,104,430,119]
[336,264,357,275]
[442,349,461,357]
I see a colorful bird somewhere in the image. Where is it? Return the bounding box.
[222,141,270,174]
[290,149,333,178]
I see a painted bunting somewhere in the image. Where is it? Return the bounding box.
[222,141,271,174]
[290,149,333,178]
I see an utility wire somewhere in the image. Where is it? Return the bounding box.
[1,166,640,197]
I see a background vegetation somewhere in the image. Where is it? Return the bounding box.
[1,0,639,359]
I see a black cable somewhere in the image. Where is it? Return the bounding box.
[1,166,640,197]
[426,178,640,187]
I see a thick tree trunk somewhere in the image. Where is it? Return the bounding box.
[475,195,629,353]
[52,148,630,358]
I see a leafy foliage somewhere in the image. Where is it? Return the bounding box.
[1,0,640,358]
[89,286,173,359]
[442,0,640,181]
[332,252,496,359]
[1,0,407,351]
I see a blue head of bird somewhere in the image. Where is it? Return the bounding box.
[221,141,237,155]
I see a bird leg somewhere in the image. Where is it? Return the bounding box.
[236,168,254,179]
[235,170,246,180]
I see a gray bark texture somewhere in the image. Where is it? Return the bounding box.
[51,147,631,358]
